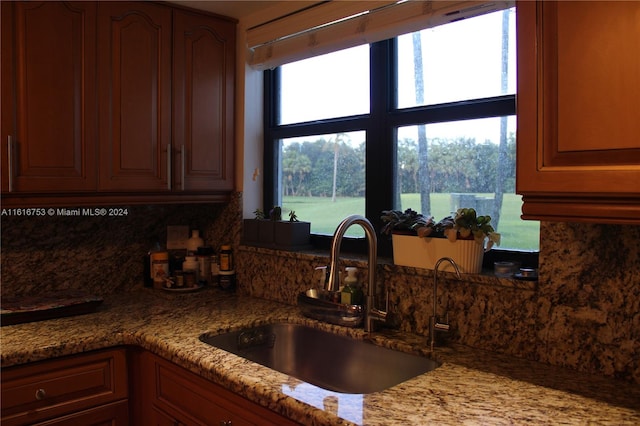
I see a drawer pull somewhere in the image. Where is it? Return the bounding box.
[220,421,232,426]
[35,388,47,400]
[180,144,186,191]
[7,135,14,192]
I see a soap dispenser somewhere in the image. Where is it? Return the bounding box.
[341,267,363,305]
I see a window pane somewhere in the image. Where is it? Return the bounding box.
[279,131,366,237]
[397,8,516,108]
[396,117,539,251]
[279,45,370,125]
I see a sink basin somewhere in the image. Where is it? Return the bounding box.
[199,323,439,394]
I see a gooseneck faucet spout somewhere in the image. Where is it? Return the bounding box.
[326,215,386,332]
[430,257,461,353]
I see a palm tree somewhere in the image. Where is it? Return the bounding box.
[324,133,349,202]
[412,32,431,216]
[493,8,512,229]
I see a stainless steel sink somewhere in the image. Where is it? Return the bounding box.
[199,323,439,394]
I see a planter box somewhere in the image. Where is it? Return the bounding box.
[275,221,310,249]
[242,219,310,250]
[242,219,261,244]
[391,234,484,273]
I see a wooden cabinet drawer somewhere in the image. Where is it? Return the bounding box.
[145,352,298,426]
[1,348,128,426]
[33,400,129,426]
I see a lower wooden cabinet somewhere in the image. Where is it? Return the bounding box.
[2,347,300,425]
[0,348,129,426]
[34,400,129,426]
[134,351,298,426]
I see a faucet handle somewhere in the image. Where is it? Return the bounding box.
[433,313,450,332]
[314,265,328,287]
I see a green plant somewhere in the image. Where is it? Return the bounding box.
[380,209,434,236]
[269,206,282,221]
[253,209,266,220]
[288,210,299,222]
[380,207,501,250]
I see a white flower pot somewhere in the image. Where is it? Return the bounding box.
[391,234,484,273]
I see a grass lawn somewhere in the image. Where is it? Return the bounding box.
[282,194,539,251]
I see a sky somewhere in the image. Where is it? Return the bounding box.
[278,7,516,147]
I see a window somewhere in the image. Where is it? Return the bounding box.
[264,7,540,254]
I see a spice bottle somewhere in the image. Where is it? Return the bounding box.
[182,255,199,287]
[219,245,233,271]
[196,246,213,284]
[144,242,162,287]
[218,270,236,291]
[210,254,220,281]
[151,249,170,289]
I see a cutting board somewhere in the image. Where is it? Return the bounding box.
[1,291,103,326]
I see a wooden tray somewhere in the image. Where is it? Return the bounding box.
[1,291,103,326]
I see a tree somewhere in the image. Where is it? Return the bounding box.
[412,32,432,215]
[398,138,419,193]
[493,8,512,229]
[282,143,311,196]
[323,133,350,202]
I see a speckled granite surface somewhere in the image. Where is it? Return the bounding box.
[2,288,638,426]
[2,193,639,385]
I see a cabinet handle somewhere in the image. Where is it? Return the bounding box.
[219,421,232,426]
[167,143,172,190]
[181,144,185,191]
[35,388,46,400]
[7,136,14,192]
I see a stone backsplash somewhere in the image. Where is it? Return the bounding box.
[236,222,640,384]
[1,194,638,384]
[0,194,241,298]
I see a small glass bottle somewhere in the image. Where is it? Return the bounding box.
[144,242,162,287]
[218,270,236,291]
[196,246,213,284]
[219,245,233,271]
[210,254,220,281]
[182,255,199,287]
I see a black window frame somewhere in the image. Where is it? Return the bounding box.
[263,38,538,267]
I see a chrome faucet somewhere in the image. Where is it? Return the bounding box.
[429,257,461,353]
[326,215,387,332]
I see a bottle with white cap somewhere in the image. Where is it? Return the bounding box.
[186,230,204,254]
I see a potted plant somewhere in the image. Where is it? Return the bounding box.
[381,208,501,273]
[242,207,311,250]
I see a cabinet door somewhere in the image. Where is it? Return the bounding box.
[1,1,97,193]
[1,348,128,426]
[139,352,298,426]
[516,1,640,223]
[97,2,172,192]
[173,10,235,192]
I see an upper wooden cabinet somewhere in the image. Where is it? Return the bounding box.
[173,10,235,192]
[1,1,236,206]
[516,1,640,224]
[97,2,172,192]
[1,1,98,194]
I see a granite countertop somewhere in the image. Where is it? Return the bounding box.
[1,287,639,425]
